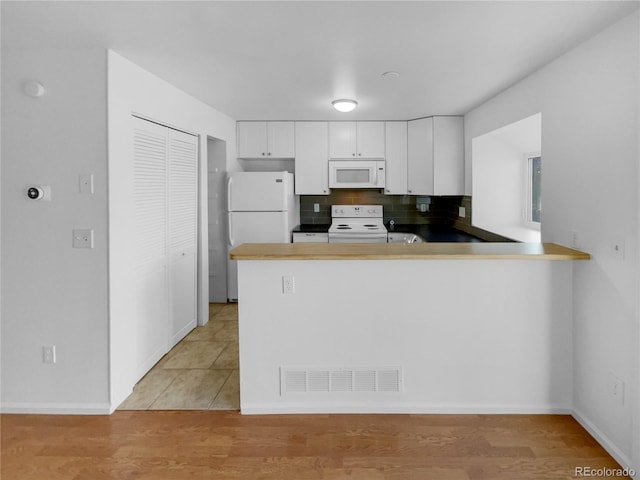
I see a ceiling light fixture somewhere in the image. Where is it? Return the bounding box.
[381,71,400,79]
[332,99,358,113]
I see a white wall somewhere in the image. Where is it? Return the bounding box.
[0,45,238,413]
[472,113,541,242]
[465,11,639,471]
[472,135,526,236]
[108,51,237,409]
[1,47,111,412]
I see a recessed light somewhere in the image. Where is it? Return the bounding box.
[381,71,400,79]
[332,99,358,113]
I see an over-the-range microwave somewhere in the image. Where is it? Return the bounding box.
[328,160,386,189]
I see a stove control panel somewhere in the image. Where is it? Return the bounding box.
[332,205,383,218]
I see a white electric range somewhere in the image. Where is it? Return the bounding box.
[328,205,388,243]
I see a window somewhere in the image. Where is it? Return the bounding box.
[526,153,541,228]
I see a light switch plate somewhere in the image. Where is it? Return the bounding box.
[79,174,94,194]
[73,229,94,248]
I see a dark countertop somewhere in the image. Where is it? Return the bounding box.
[292,224,331,233]
[293,223,507,242]
[388,224,486,243]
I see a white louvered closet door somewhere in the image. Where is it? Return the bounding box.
[168,128,198,347]
[132,117,170,378]
[132,117,199,379]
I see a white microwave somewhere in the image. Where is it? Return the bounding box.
[328,160,386,189]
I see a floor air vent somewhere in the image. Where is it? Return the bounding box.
[281,367,402,395]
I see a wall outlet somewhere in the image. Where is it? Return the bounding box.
[282,275,295,294]
[73,229,94,248]
[458,206,466,218]
[43,345,56,364]
[608,373,624,405]
[313,203,320,213]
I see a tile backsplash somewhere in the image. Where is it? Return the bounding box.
[299,192,512,241]
[300,190,468,226]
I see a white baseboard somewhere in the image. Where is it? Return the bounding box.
[572,408,636,476]
[240,402,572,415]
[171,319,197,348]
[1,402,112,415]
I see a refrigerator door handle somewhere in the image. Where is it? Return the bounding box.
[228,213,234,247]
[227,175,233,211]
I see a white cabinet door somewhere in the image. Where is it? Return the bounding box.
[407,117,434,195]
[329,122,357,158]
[168,128,198,347]
[237,121,267,158]
[433,116,464,195]
[295,122,329,195]
[384,121,408,194]
[407,116,464,196]
[356,122,385,158]
[267,121,295,158]
[237,121,294,158]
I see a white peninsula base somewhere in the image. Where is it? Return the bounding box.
[236,257,576,415]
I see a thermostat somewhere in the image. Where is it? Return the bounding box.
[26,185,51,201]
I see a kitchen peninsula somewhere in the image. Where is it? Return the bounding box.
[231,242,589,415]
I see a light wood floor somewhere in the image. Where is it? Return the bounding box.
[1,411,629,479]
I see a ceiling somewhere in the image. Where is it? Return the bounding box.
[3,1,639,120]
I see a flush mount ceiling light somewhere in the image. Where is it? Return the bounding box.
[332,99,358,113]
[381,71,400,79]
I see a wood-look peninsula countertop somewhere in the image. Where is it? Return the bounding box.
[229,242,590,261]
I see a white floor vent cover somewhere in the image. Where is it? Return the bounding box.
[281,367,402,395]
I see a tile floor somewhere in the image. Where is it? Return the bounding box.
[118,303,239,411]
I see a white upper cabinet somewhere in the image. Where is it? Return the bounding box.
[237,121,295,159]
[329,121,385,159]
[356,122,385,158]
[267,121,295,158]
[294,122,330,195]
[432,117,464,195]
[407,116,464,196]
[407,117,434,195]
[237,121,267,158]
[384,121,408,194]
[329,122,356,158]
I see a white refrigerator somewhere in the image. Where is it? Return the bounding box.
[227,171,299,301]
